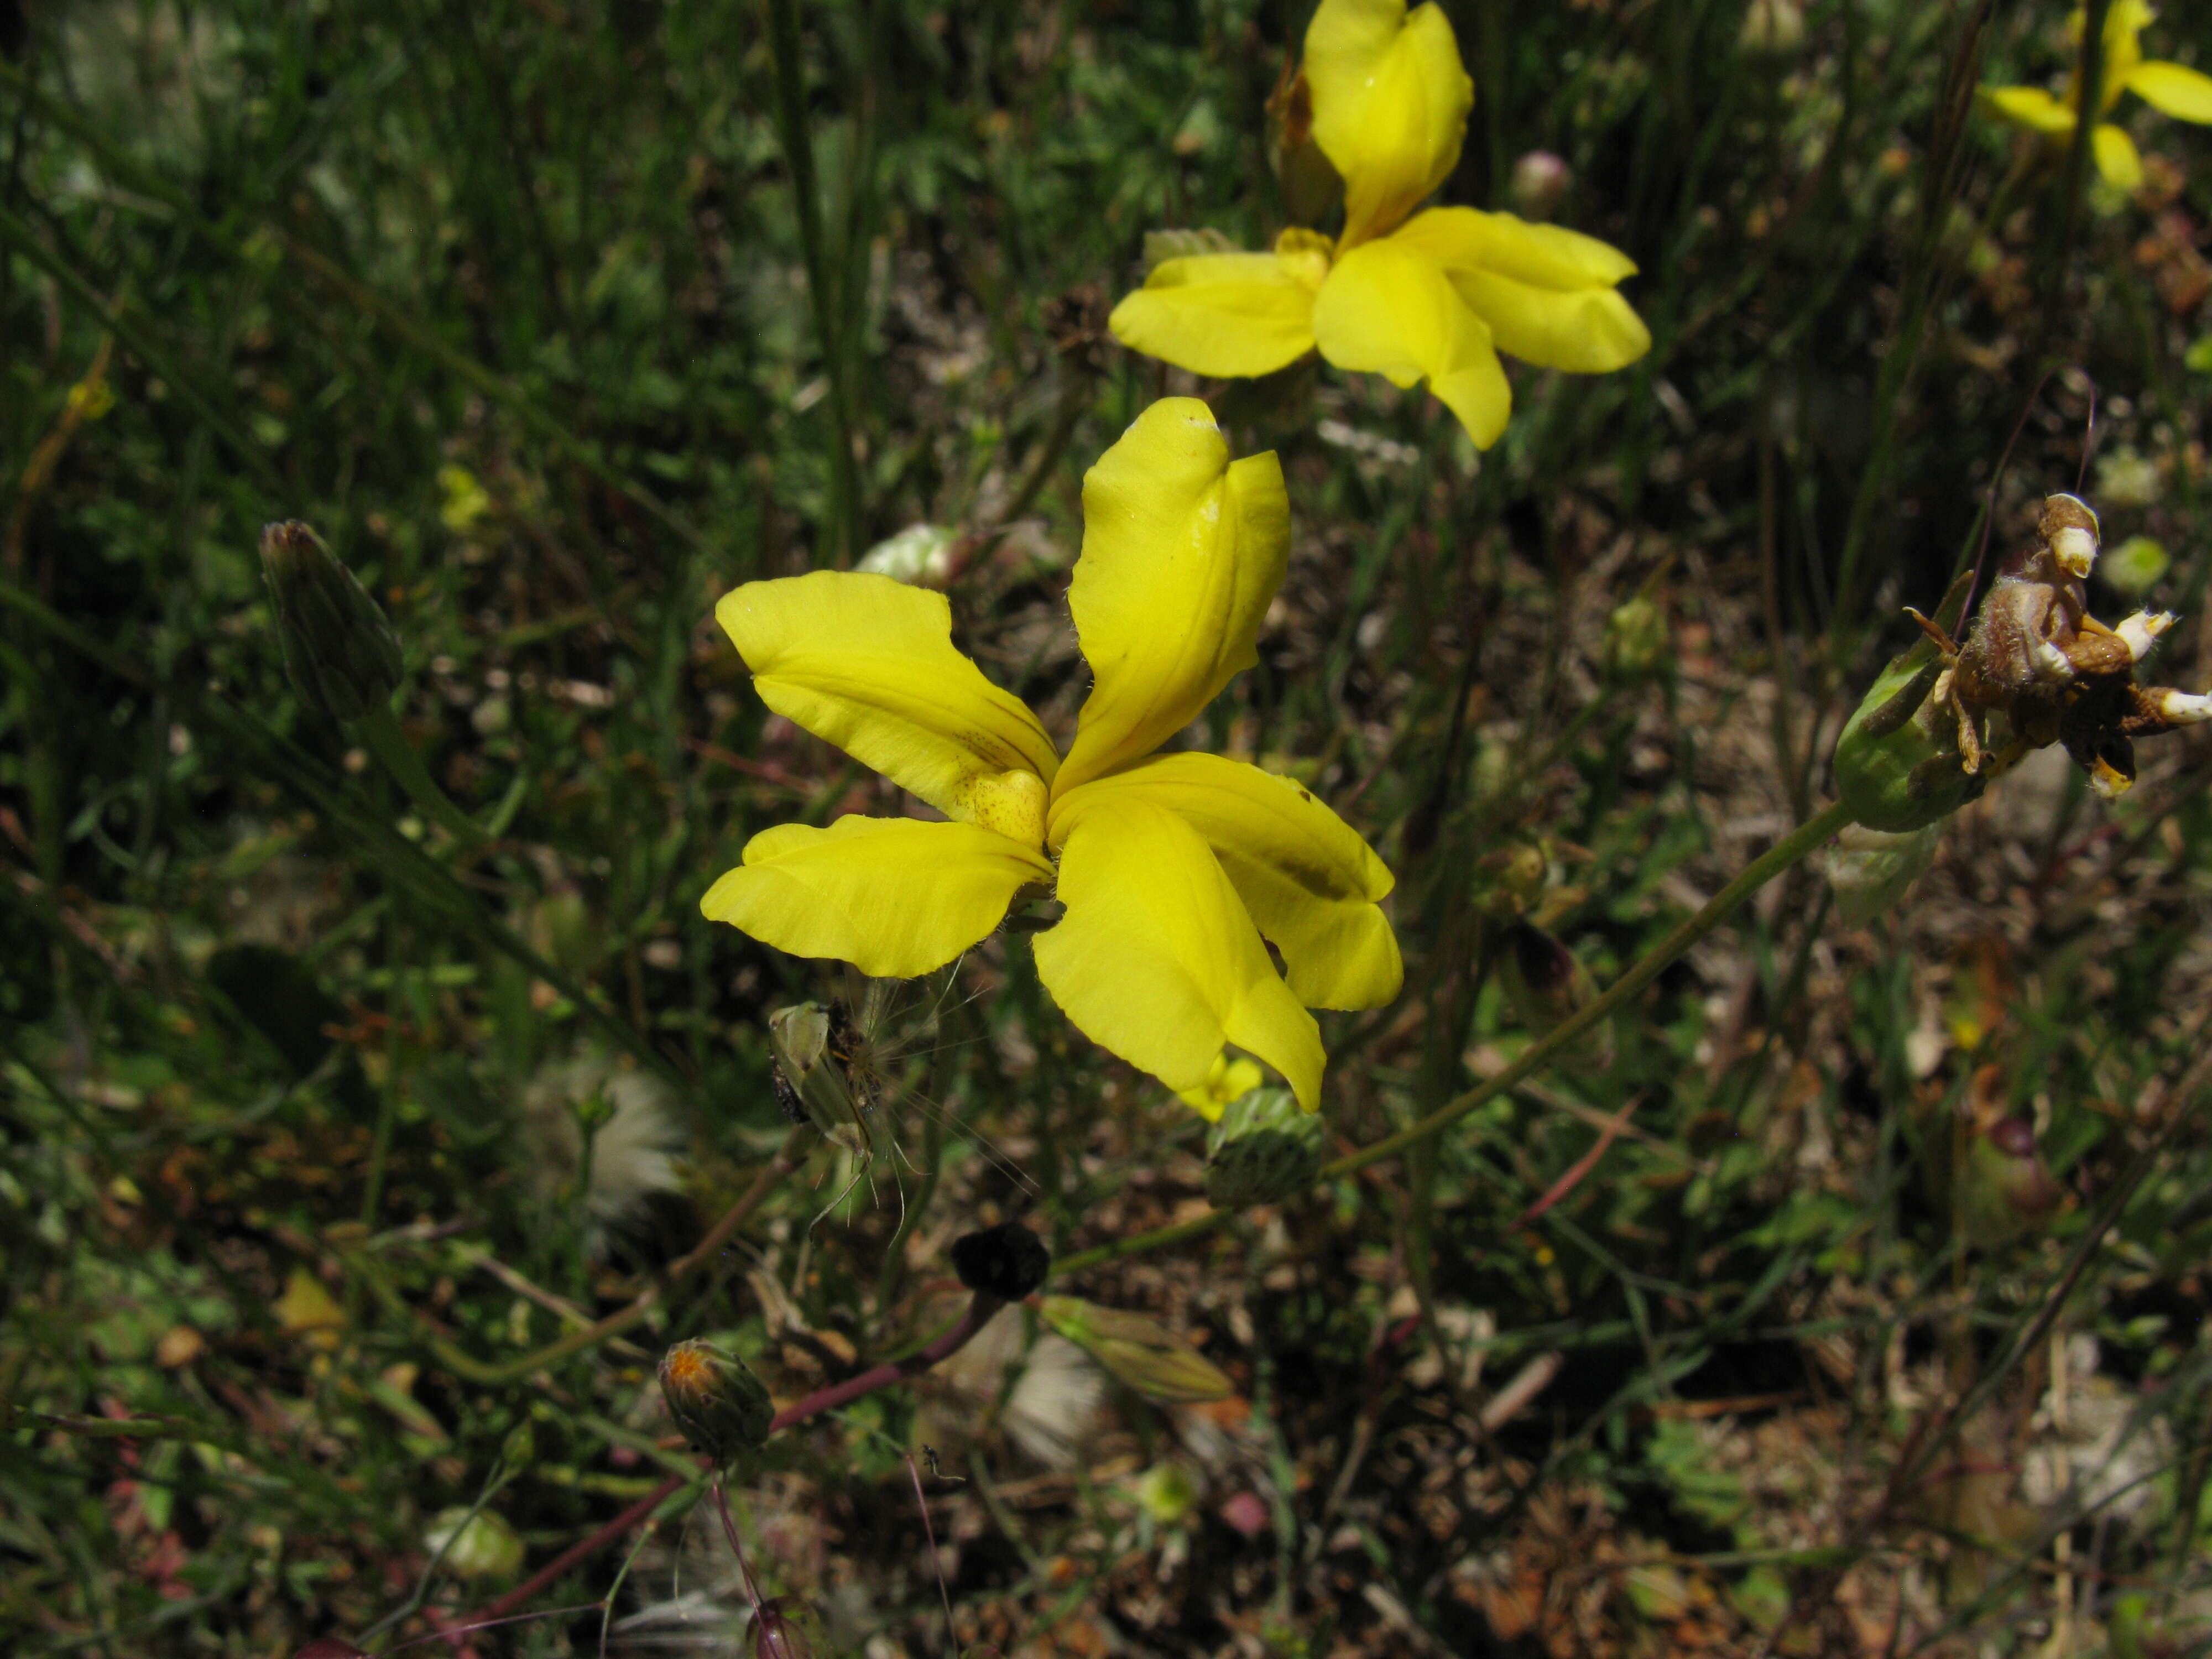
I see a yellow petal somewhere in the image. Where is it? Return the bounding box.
[1391,205,1638,288]
[1311,238,1511,447]
[2126,60,2212,122]
[1054,754,1401,1010]
[2097,0,2151,112]
[1983,84,2079,134]
[1033,797,1323,1109]
[1383,209,1648,372]
[1305,0,1473,247]
[700,816,1052,979]
[1444,272,1650,372]
[1109,252,1319,379]
[2093,121,2145,189]
[716,571,1058,822]
[1057,400,1290,790]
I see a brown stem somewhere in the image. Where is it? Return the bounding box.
[456,1293,1007,1632]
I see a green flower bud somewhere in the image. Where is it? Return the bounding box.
[2101,534,2169,599]
[259,521,403,722]
[1498,923,1613,1072]
[658,1339,774,1465]
[1833,607,1986,832]
[766,1003,869,1147]
[1824,822,1943,927]
[752,1597,831,1659]
[424,1506,525,1581]
[1601,593,1667,681]
[1957,1115,2063,1249]
[1039,1296,1234,1404]
[1203,1087,1323,1209]
[1133,1460,1202,1526]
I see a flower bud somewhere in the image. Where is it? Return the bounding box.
[423,1506,525,1581]
[259,520,403,722]
[1601,593,1667,681]
[1509,150,1572,221]
[1265,70,1344,228]
[856,523,959,586]
[1832,626,1985,833]
[766,1003,862,1141]
[1824,822,1943,927]
[1957,1114,2064,1249]
[2101,534,2169,599]
[1203,1086,1323,1209]
[1133,1460,1202,1526]
[1499,924,1612,1072]
[658,1339,774,1465]
[1739,0,1804,51]
[752,1597,831,1659]
[1039,1296,1234,1404]
[950,1220,1051,1301]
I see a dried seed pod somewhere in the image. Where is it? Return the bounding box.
[259,520,403,722]
[1203,1086,1323,1209]
[950,1221,1051,1301]
[658,1339,774,1465]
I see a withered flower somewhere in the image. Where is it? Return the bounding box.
[1838,492,2209,827]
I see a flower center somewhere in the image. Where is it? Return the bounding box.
[961,768,1048,848]
[1273,226,1335,291]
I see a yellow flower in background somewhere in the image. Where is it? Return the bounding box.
[1983,2,2212,191]
[1109,0,1649,449]
[702,399,1401,1112]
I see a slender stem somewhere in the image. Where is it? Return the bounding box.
[356,1128,810,1386]
[1051,800,1858,1280]
[353,705,489,848]
[763,0,862,565]
[2044,0,2112,341]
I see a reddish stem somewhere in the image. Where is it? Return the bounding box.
[455,1293,1006,1635]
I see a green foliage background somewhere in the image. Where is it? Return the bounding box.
[6,0,2212,1652]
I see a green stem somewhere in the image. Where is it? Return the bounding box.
[1051,799,1858,1280]
[352,704,491,849]
[763,0,863,565]
[2044,0,2111,341]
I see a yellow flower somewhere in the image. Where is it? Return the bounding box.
[701,399,1401,1112]
[1983,2,2212,191]
[1109,0,1649,449]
